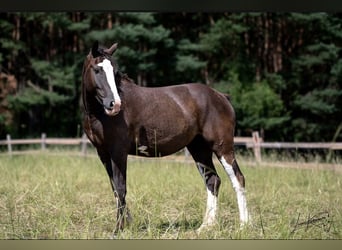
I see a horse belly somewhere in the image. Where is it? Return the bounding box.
[131,119,196,157]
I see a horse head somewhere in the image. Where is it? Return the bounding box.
[83,41,121,116]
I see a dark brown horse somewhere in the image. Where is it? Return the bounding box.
[82,41,249,233]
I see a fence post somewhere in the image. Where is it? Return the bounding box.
[81,133,88,157]
[41,133,46,150]
[6,134,12,156]
[252,131,261,162]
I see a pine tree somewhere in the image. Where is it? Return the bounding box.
[286,13,342,141]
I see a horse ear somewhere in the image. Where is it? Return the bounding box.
[104,43,118,55]
[91,41,100,57]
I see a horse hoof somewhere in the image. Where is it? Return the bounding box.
[109,233,117,239]
[239,217,251,230]
[196,224,213,234]
[126,211,133,225]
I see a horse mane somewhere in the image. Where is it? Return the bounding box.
[116,71,134,85]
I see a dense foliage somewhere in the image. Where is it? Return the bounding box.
[0,13,341,141]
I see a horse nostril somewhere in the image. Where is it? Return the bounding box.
[110,101,114,108]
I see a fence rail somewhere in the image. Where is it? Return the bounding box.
[1,132,341,161]
[0,133,90,156]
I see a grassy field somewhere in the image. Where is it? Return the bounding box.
[0,152,341,239]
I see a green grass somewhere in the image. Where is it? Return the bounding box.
[0,153,341,239]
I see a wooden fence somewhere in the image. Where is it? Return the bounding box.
[0,132,341,161]
[0,133,91,156]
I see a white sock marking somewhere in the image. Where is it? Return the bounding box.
[204,188,217,226]
[220,157,249,225]
[198,188,217,232]
[97,58,121,106]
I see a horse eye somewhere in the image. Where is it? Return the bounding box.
[93,66,102,74]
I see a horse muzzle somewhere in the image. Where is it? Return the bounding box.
[104,100,121,116]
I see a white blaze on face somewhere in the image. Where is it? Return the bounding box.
[97,58,121,114]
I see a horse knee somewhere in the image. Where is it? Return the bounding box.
[206,175,221,196]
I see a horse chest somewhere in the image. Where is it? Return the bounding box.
[84,115,127,148]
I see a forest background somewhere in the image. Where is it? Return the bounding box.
[0,12,341,142]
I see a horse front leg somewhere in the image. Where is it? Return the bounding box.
[109,155,132,233]
[97,149,132,233]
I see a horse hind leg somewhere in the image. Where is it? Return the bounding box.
[186,136,221,232]
[217,150,249,227]
[196,161,221,232]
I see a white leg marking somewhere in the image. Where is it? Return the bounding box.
[220,157,249,226]
[97,58,121,107]
[138,145,149,156]
[204,188,218,226]
[198,188,217,232]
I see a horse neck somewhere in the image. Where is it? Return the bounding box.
[119,74,141,98]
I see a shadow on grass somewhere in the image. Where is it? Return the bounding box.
[136,218,202,232]
[159,219,202,231]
